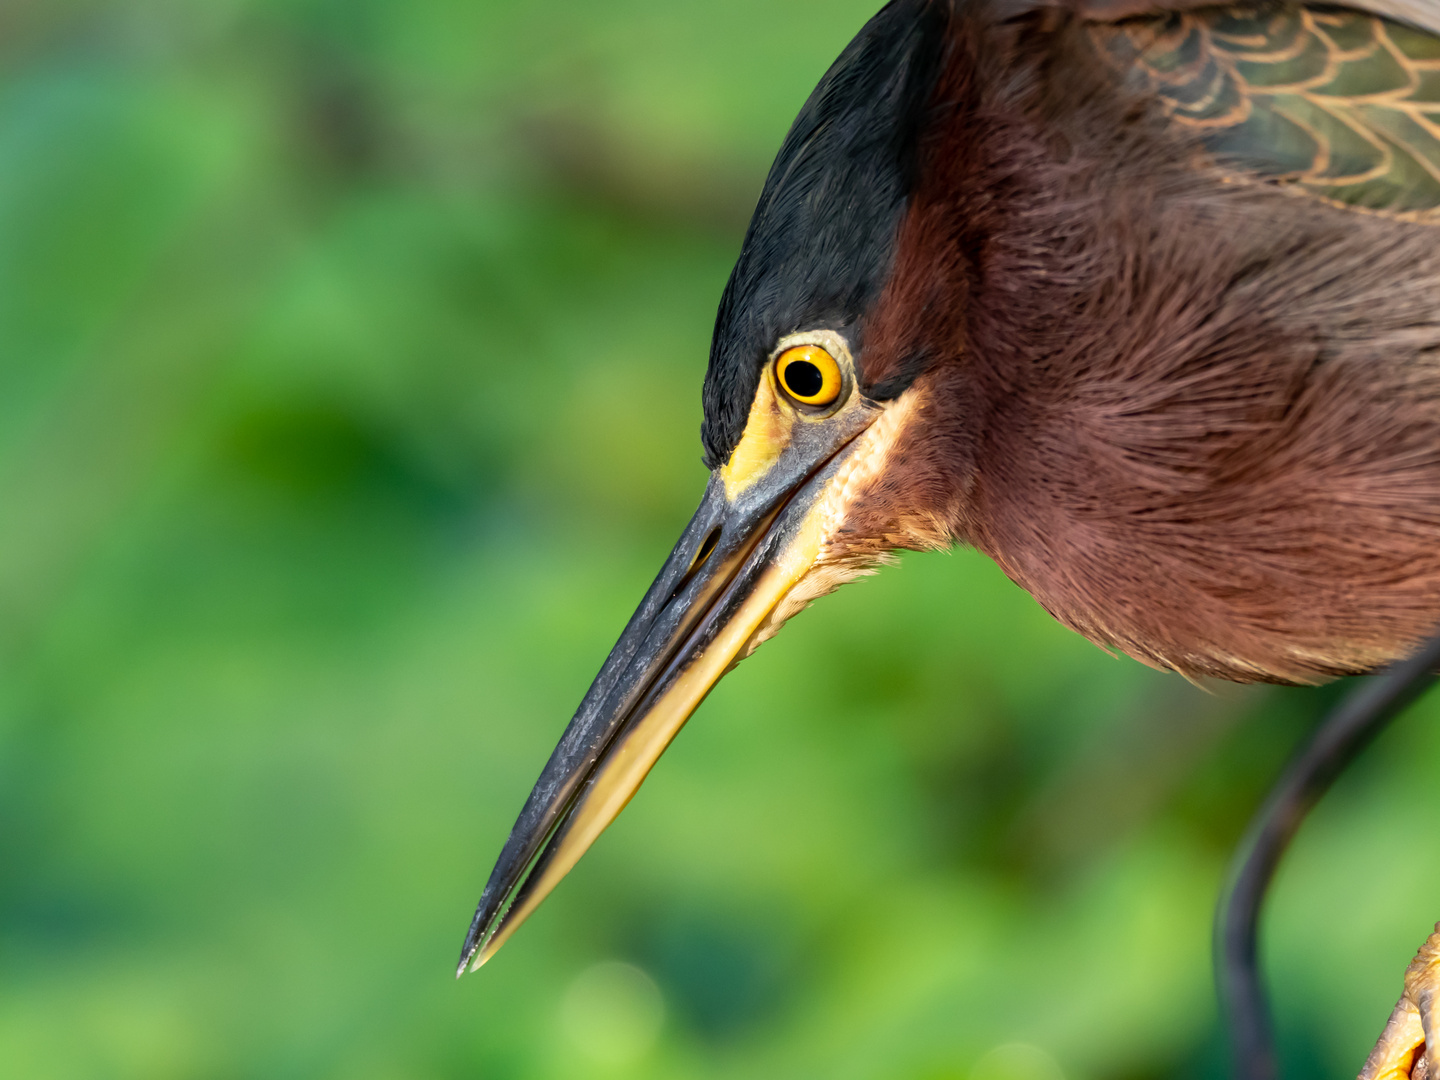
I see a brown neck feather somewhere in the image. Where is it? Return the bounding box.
[856,9,1440,684]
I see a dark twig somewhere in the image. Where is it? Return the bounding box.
[1218,633,1440,1080]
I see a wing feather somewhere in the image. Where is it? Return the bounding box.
[1078,0,1440,39]
[1081,1,1440,218]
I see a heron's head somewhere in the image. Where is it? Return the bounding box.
[460,0,986,972]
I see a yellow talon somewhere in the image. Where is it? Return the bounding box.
[1361,926,1440,1080]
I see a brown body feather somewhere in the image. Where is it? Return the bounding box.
[852,4,1440,683]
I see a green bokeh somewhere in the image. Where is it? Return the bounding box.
[1,3,1436,1078]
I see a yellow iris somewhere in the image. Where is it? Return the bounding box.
[775,345,843,407]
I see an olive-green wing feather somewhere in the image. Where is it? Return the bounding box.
[1087,2,1440,218]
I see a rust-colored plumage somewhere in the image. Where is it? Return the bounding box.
[848,4,1440,683]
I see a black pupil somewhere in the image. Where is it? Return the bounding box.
[784,360,825,398]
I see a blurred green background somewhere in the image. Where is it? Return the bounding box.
[2,1,1439,1077]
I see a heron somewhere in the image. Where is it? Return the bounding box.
[460,1,1440,1074]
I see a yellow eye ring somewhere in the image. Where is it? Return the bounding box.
[775,345,843,407]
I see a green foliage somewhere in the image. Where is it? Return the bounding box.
[1,3,1437,1078]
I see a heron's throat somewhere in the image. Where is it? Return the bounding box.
[733,383,947,661]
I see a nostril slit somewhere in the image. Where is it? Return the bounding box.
[671,526,723,603]
[691,526,721,573]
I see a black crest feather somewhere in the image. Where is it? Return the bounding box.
[700,0,949,468]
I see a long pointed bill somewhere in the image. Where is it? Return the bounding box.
[458,368,910,974]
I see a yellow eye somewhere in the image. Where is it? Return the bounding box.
[775,345,843,407]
